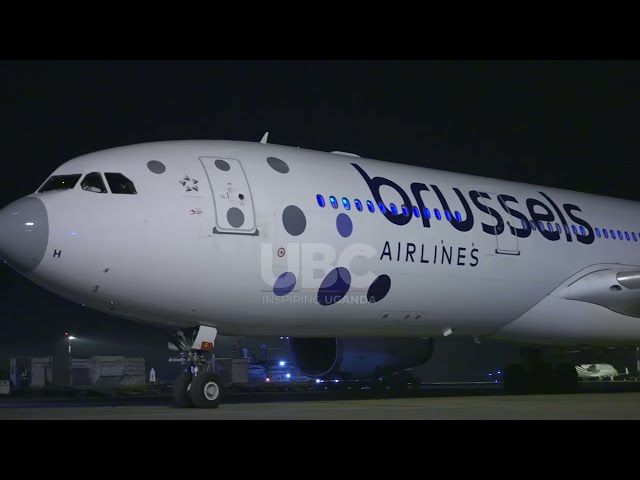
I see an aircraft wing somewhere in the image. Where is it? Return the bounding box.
[555,268,640,318]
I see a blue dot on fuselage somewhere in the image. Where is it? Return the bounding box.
[273,272,296,296]
[368,274,391,303]
[318,267,351,306]
[336,213,353,238]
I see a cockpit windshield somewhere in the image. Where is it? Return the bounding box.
[38,174,82,193]
[105,173,137,194]
[81,172,108,193]
[38,172,137,195]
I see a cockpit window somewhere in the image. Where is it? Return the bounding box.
[104,173,137,195]
[38,174,82,193]
[81,172,108,193]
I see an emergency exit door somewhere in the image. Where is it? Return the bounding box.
[478,192,520,255]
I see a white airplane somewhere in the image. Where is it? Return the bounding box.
[575,364,630,381]
[2,136,640,407]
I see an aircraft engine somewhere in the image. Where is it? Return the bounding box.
[289,337,434,380]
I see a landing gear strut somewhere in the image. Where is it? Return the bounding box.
[503,348,578,395]
[169,326,224,408]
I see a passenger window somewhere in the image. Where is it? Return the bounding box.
[413,206,420,218]
[521,219,528,229]
[423,208,431,219]
[625,232,631,241]
[342,198,351,210]
[316,194,325,207]
[354,199,363,211]
[610,230,616,239]
[455,211,462,222]
[595,228,601,238]
[539,221,545,231]
[617,230,623,240]
[633,233,638,242]
[105,173,137,195]
[571,225,577,235]
[445,211,452,221]
[389,203,398,215]
[580,226,586,236]
[81,172,107,193]
[530,220,536,231]
[366,200,375,213]
[603,229,609,239]
[329,196,338,208]
[434,209,441,220]
[38,174,82,193]
[378,202,386,214]
[556,223,561,233]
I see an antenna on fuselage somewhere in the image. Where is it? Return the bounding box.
[260,132,269,144]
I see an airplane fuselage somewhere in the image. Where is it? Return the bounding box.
[2,140,640,346]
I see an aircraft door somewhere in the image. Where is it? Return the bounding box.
[478,193,520,255]
[200,156,258,235]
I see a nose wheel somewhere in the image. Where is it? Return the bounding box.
[169,326,224,409]
[190,371,224,408]
[173,372,194,408]
[173,370,225,408]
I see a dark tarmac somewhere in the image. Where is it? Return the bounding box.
[2,383,640,419]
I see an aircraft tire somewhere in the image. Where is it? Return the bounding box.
[173,372,193,408]
[190,371,224,408]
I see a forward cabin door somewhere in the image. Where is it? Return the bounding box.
[200,156,258,235]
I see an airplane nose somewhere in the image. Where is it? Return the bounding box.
[0,197,49,273]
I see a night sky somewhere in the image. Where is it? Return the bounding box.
[1,60,639,380]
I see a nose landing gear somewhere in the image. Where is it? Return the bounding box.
[169,326,224,408]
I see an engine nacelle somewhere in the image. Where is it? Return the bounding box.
[289,337,434,380]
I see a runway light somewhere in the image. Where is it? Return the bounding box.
[316,379,321,383]
[497,370,501,374]
[333,379,339,383]
[286,373,291,378]
[279,361,286,366]
[69,336,76,340]
[25,222,34,226]
[489,373,493,376]
[265,377,270,382]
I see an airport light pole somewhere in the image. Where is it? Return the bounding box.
[65,333,76,355]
